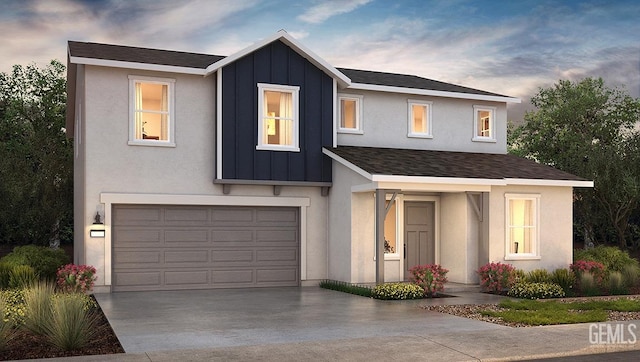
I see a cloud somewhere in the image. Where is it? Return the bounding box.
[297,0,371,24]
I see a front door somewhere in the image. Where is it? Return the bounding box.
[404,201,435,278]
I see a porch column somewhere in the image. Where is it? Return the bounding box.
[375,189,386,284]
[375,189,399,285]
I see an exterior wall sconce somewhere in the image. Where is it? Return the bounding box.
[90,207,105,238]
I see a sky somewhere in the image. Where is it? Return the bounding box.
[1,0,639,122]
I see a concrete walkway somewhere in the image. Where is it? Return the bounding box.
[33,287,640,361]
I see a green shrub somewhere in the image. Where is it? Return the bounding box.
[22,282,55,336]
[621,264,640,289]
[550,268,576,295]
[46,294,99,351]
[0,245,69,281]
[579,273,600,297]
[319,280,372,297]
[8,265,37,289]
[607,271,627,295]
[507,282,565,299]
[0,262,13,289]
[371,283,424,300]
[0,297,16,351]
[574,246,639,273]
[525,269,552,283]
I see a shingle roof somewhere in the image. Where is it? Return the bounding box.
[68,41,224,69]
[67,41,510,98]
[325,146,588,181]
[337,68,508,98]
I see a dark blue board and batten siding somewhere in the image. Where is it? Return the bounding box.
[221,40,333,183]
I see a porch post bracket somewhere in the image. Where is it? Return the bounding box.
[466,192,483,222]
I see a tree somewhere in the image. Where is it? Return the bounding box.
[510,78,640,248]
[0,60,72,246]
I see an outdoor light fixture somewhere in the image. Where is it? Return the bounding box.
[89,206,105,238]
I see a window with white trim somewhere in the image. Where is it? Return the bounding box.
[505,193,540,260]
[408,100,432,138]
[128,76,175,146]
[257,83,300,152]
[473,105,496,142]
[338,94,363,133]
[384,200,398,254]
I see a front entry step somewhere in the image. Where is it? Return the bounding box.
[443,283,480,293]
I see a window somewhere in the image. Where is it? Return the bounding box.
[473,105,496,142]
[128,76,175,147]
[384,200,397,254]
[408,100,432,138]
[338,94,363,133]
[505,194,540,260]
[257,83,300,152]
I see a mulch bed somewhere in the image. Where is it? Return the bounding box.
[0,299,124,361]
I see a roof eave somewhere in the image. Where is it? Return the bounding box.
[204,30,351,87]
[68,55,207,75]
[347,82,521,103]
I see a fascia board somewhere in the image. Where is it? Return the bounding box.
[505,178,594,187]
[204,31,351,87]
[371,174,506,185]
[322,148,372,180]
[347,82,521,103]
[68,56,206,75]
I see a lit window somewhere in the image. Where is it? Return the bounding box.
[128,76,175,147]
[408,100,432,138]
[473,105,496,142]
[338,94,363,133]
[384,200,397,254]
[257,83,300,152]
[505,194,540,260]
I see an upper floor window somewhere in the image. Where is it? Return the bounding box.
[128,76,175,147]
[338,94,363,134]
[257,83,300,152]
[505,193,541,260]
[408,100,432,138]
[473,105,496,142]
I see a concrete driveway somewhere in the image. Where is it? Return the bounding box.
[94,286,506,353]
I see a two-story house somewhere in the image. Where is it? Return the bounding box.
[66,31,591,292]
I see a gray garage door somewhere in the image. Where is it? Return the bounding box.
[112,205,300,292]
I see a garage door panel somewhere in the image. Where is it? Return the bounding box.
[212,270,254,284]
[164,230,210,243]
[256,268,298,283]
[114,229,162,244]
[211,230,254,243]
[113,207,162,226]
[256,230,298,244]
[256,208,298,225]
[164,270,209,285]
[256,249,298,262]
[113,205,300,291]
[211,250,254,262]
[164,250,210,263]
[212,208,254,223]
[164,208,209,223]
[114,271,161,287]
[114,251,161,265]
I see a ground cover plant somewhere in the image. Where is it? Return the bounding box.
[0,261,123,360]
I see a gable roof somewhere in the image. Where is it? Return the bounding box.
[67,31,519,102]
[339,68,513,101]
[68,41,224,75]
[323,146,592,187]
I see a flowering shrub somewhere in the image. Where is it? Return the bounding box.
[570,260,606,287]
[56,264,97,294]
[409,264,449,297]
[477,262,517,293]
[507,282,565,299]
[371,283,424,300]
